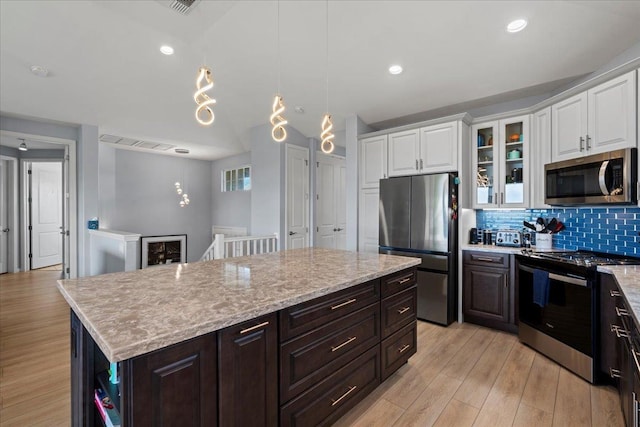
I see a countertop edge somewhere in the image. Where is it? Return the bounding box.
[59,257,420,362]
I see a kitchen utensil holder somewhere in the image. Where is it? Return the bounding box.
[535,232,552,249]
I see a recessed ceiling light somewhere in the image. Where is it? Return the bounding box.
[18,138,28,151]
[160,45,175,55]
[506,19,527,33]
[175,148,190,154]
[294,106,305,114]
[30,65,49,77]
[388,65,403,75]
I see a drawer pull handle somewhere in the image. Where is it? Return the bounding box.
[331,298,357,310]
[331,385,357,406]
[397,307,411,314]
[240,321,269,335]
[331,336,357,352]
[398,344,411,353]
[610,290,621,297]
[611,325,630,338]
[610,367,622,379]
[475,256,497,262]
[616,306,629,317]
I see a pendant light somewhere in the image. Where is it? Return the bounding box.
[194,66,216,126]
[320,0,334,154]
[270,0,287,142]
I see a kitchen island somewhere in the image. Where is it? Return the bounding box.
[58,248,420,426]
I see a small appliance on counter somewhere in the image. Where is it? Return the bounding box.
[482,229,493,245]
[468,227,480,244]
[495,230,522,247]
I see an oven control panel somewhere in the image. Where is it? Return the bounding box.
[495,230,522,247]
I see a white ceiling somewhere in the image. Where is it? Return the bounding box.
[1,1,640,160]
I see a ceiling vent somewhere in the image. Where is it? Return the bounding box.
[167,0,200,15]
[100,134,176,152]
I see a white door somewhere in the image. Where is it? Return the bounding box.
[286,145,309,249]
[551,92,588,161]
[0,161,7,274]
[315,155,346,250]
[388,129,420,177]
[30,162,62,269]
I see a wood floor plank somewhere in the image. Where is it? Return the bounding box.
[432,398,479,427]
[591,384,625,427]
[472,342,536,427]
[440,326,495,381]
[520,352,560,413]
[393,373,462,427]
[453,331,516,409]
[345,398,405,427]
[513,403,553,427]
[552,368,592,427]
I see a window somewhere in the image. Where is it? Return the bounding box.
[222,166,251,192]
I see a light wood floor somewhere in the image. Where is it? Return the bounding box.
[0,271,624,426]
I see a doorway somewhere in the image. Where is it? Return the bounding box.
[315,152,346,250]
[1,130,77,278]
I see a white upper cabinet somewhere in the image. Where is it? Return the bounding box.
[388,122,459,177]
[552,70,636,161]
[388,129,420,176]
[359,135,388,188]
[472,115,529,209]
[531,107,551,208]
[420,122,458,173]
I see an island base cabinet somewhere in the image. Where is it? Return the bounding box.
[280,346,380,427]
[218,312,278,427]
[122,333,218,426]
[381,321,417,381]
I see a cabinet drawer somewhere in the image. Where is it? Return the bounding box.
[463,251,510,268]
[381,286,416,339]
[279,280,380,341]
[381,268,417,298]
[381,321,417,381]
[280,303,380,403]
[280,346,380,427]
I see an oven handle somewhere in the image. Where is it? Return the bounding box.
[519,265,587,287]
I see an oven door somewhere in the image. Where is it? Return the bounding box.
[518,264,593,356]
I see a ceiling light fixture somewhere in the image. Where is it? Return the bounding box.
[18,138,28,151]
[160,45,175,55]
[30,65,49,77]
[194,66,216,125]
[270,0,287,142]
[320,0,335,154]
[389,65,403,75]
[294,106,305,114]
[506,18,527,33]
[175,148,190,154]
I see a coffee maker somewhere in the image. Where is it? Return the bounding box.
[468,228,480,244]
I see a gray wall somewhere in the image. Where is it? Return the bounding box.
[107,149,213,263]
[211,152,252,232]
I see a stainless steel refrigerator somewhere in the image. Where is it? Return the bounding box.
[379,173,458,325]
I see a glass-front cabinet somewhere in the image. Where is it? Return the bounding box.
[472,115,529,208]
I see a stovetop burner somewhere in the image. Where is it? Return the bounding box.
[521,250,640,268]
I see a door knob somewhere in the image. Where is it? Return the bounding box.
[289,231,297,236]
[1,228,9,233]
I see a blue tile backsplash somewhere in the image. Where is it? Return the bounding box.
[476,208,640,257]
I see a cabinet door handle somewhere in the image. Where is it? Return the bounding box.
[398,344,411,353]
[616,306,629,317]
[415,159,419,170]
[579,136,585,151]
[331,385,357,406]
[331,298,357,310]
[331,336,357,352]
[610,367,622,378]
[586,134,591,150]
[397,307,410,314]
[610,290,621,297]
[611,324,630,338]
[398,276,413,285]
[501,192,504,204]
[420,159,424,170]
[240,321,269,335]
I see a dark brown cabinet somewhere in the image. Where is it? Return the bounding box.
[600,273,623,383]
[122,333,217,426]
[218,313,278,427]
[463,251,516,333]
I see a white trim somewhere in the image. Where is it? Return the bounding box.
[88,229,141,242]
[3,130,78,278]
[0,156,18,272]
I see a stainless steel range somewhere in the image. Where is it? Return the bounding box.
[516,250,639,383]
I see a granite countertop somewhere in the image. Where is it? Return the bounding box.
[598,265,640,330]
[461,244,567,254]
[57,248,420,363]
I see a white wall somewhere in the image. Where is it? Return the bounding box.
[211,152,252,232]
[107,149,212,263]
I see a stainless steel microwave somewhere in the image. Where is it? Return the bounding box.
[545,148,637,205]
